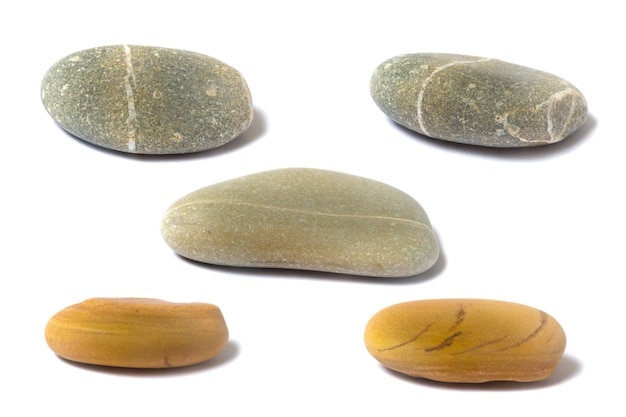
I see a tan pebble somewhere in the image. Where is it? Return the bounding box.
[364,298,566,383]
[45,298,229,368]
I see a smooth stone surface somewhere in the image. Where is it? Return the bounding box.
[45,298,229,368]
[161,168,439,277]
[370,53,587,147]
[41,45,253,154]
[364,299,567,383]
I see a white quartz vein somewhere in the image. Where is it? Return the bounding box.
[164,199,433,231]
[417,57,492,136]
[537,88,583,143]
[123,45,137,152]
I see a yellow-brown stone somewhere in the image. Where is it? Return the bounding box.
[364,298,566,382]
[45,298,229,368]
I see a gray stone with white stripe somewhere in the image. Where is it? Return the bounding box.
[41,45,253,154]
[370,53,587,147]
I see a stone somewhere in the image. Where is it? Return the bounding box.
[45,298,229,368]
[41,45,253,154]
[160,168,439,277]
[370,53,587,147]
[364,298,567,383]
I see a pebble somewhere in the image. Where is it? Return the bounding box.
[45,298,229,368]
[41,45,253,154]
[364,298,566,383]
[370,53,587,147]
[160,168,439,277]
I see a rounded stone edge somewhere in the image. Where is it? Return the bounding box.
[44,297,230,368]
[160,168,440,278]
[40,44,254,155]
[363,298,567,383]
[369,52,588,148]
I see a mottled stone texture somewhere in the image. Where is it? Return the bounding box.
[370,53,587,147]
[161,168,439,278]
[41,45,253,154]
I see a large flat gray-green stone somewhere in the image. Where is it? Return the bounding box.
[370,53,587,147]
[160,168,439,278]
[41,45,253,154]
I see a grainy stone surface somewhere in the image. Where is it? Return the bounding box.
[370,53,587,147]
[161,168,439,277]
[45,298,229,368]
[41,45,253,154]
[364,299,567,383]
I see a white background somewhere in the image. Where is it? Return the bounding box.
[2,1,623,415]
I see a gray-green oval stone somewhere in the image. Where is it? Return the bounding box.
[41,45,253,154]
[370,53,587,147]
[160,168,439,278]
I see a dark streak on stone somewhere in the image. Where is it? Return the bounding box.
[450,304,465,330]
[425,331,462,352]
[496,311,548,352]
[378,322,434,352]
[452,336,507,355]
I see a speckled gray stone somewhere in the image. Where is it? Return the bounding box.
[160,168,440,278]
[370,53,587,147]
[41,45,253,154]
